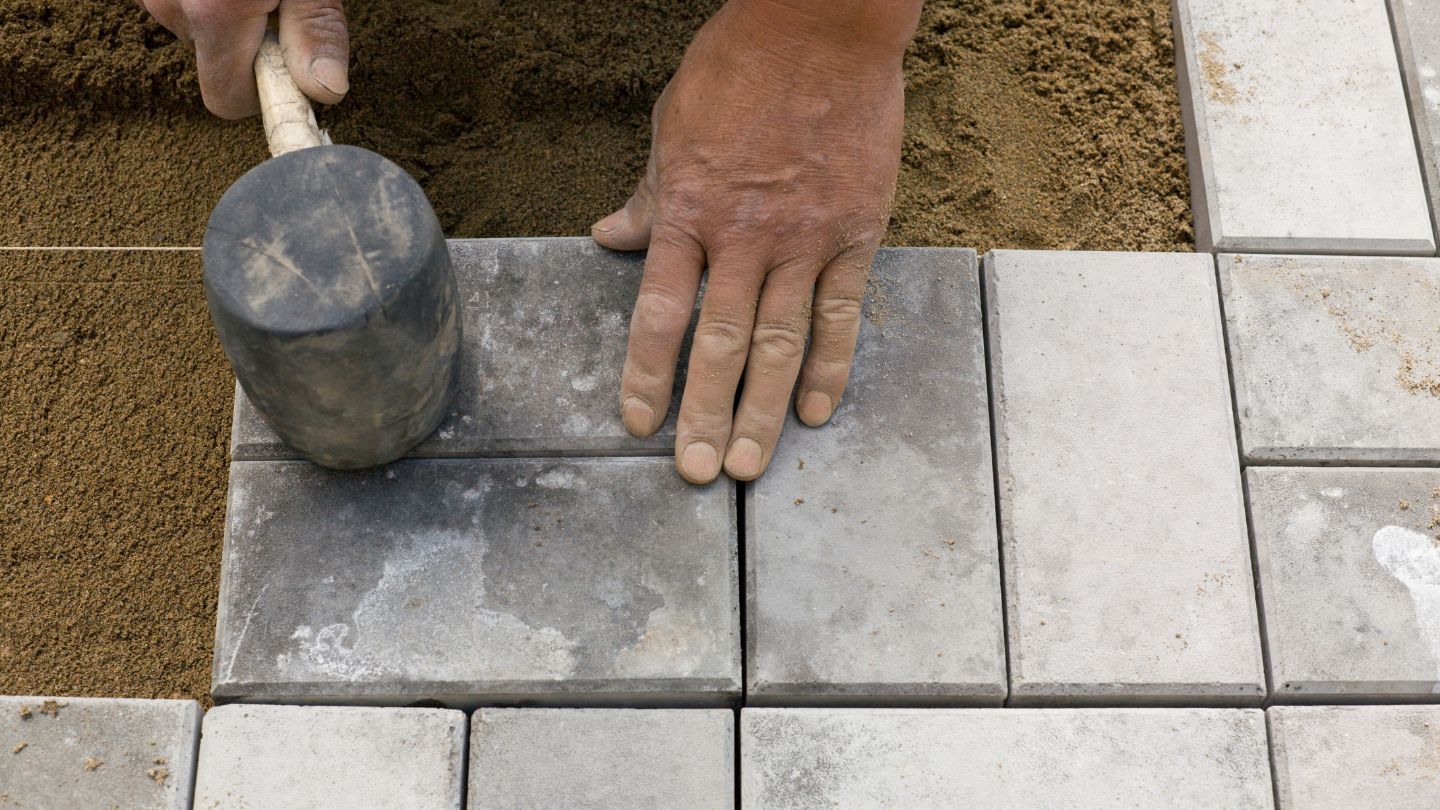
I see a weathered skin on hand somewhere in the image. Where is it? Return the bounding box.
[592,0,921,484]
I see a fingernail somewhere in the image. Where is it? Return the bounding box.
[798,391,834,426]
[310,56,349,97]
[591,211,624,235]
[724,437,763,479]
[621,396,655,436]
[679,442,720,483]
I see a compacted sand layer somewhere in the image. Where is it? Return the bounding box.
[0,0,1190,700]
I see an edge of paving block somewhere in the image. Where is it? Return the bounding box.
[1387,0,1440,251]
[1171,0,1221,254]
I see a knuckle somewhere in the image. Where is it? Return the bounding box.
[813,291,863,323]
[693,316,750,358]
[749,322,807,363]
[631,289,692,337]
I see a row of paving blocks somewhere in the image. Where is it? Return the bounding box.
[5,697,1439,807]
[212,239,1440,709]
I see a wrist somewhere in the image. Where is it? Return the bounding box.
[719,0,921,73]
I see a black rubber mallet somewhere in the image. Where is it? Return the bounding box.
[203,30,461,470]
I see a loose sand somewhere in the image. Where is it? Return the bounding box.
[0,0,1191,701]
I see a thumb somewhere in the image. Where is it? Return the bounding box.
[278,0,350,105]
[591,188,654,252]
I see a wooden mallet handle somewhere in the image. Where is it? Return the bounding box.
[254,29,330,157]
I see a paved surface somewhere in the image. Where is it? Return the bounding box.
[1390,0,1440,242]
[1248,467,1440,701]
[193,704,465,809]
[1269,705,1440,808]
[0,696,199,810]
[469,708,733,809]
[213,458,739,705]
[1220,254,1440,463]
[232,238,687,460]
[741,708,1273,808]
[745,248,1004,706]
[1173,0,1433,254]
[986,250,1264,705]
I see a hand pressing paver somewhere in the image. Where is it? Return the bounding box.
[1247,467,1440,701]
[1390,0,1440,240]
[1269,705,1440,808]
[212,457,739,705]
[986,250,1264,705]
[741,708,1273,808]
[1173,0,1433,254]
[231,237,687,460]
[1219,254,1440,463]
[469,708,733,809]
[0,696,200,810]
[193,704,465,809]
[746,248,1004,706]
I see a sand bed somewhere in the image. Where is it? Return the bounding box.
[0,0,1189,700]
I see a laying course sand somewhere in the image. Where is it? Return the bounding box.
[0,0,1190,700]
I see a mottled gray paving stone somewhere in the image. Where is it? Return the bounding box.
[1391,0,1440,241]
[1269,705,1440,808]
[469,708,733,809]
[741,708,1273,808]
[1247,467,1440,701]
[1219,254,1440,463]
[193,704,465,809]
[231,237,683,460]
[986,250,1264,705]
[1173,0,1433,254]
[745,248,1004,706]
[0,697,199,810]
[212,457,739,705]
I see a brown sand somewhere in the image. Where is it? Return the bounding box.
[0,0,1190,700]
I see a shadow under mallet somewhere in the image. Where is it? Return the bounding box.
[203,31,461,470]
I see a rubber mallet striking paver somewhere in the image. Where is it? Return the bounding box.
[203,30,460,469]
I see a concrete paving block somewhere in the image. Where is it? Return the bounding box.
[1269,705,1440,808]
[1219,254,1440,463]
[1247,467,1440,701]
[1391,0,1440,242]
[0,696,200,810]
[469,708,733,809]
[192,704,465,809]
[230,237,684,460]
[1173,0,1433,255]
[212,457,739,705]
[741,708,1273,808]
[985,250,1264,705]
[746,248,1004,706]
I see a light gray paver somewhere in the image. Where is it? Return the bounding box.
[192,704,465,809]
[212,457,739,705]
[1391,0,1440,241]
[985,250,1264,705]
[231,237,684,460]
[746,248,1004,706]
[469,709,733,809]
[0,696,200,810]
[1219,254,1440,463]
[1247,467,1440,701]
[741,708,1273,808]
[1173,0,1433,255]
[1269,705,1440,808]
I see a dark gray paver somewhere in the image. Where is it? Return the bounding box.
[212,457,739,705]
[1269,705,1440,808]
[1173,0,1433,254]
[1390,0,1440,242]
[986,250,1265,705]
[231,237,684,460]
[469,708,733,809]
[0,697,200,810]
[193,704,465,809]
[741,708,1273,808]
[1220,253,1440,464]
[1248,467,1440,701]
[745,248,1005,706]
